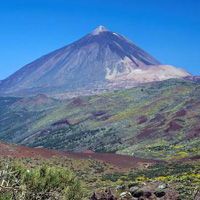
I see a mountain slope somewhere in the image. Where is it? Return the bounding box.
[0,26,190,98]
[0,141,162,168]
[0,79,200,160]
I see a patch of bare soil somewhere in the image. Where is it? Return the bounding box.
[0,141,164,168]
[138,116,148,125]
[137,128,156,140]
[165,120,183,132]
[174,109,187,117]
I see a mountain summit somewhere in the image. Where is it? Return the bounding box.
[0,26,190,97]
[92,25,109,35]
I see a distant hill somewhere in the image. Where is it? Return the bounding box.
[10,94,57,111]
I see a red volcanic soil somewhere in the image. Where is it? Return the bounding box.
[187,155,200,160]
[181,155,200,162]
[83,150,95,154]
[137,128,156,140]
[65,152,164,168]
[175,109,187,118]
[0,141,163,168]
[138,116,148,125]
[185,126,200,140]
[67,97,87,108]
[165,121,183,132]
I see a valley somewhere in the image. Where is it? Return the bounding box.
[0,79,200,162]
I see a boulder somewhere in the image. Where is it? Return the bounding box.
[158,183,168,190]
[131,189,144,198]
[120,191,132,199]
[143,191,152,198]
[90,189,119,200]
[154,189,166,197]
[129,186,139,192]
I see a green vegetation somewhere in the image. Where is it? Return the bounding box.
[1,79,200,199]
[0,159,83,200]
[1,155,199,199]
[99,161,200,199]
[0,79,200,161]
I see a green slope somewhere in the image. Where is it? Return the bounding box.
[0,79,200,160]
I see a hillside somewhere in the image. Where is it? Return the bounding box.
[0,140,165,199]
[0,141,200,199]
[0,26,190,98]
[0,78,199,160]
[0,141,162,168]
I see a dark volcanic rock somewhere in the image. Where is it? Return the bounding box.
[154,189,166,197]
[90,189,119,200]
[52,119,70,126]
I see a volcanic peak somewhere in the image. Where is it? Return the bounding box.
[92,25,109,35]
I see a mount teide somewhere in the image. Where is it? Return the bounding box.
[0,26,190,98]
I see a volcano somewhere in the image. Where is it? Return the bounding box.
[0,26,190,98]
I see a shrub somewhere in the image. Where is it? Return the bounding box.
[0,162,83,200]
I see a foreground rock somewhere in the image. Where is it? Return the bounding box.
[90,189,119,200]
[90,182,191,200]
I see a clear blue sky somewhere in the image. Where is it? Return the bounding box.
[0,0,200,79]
